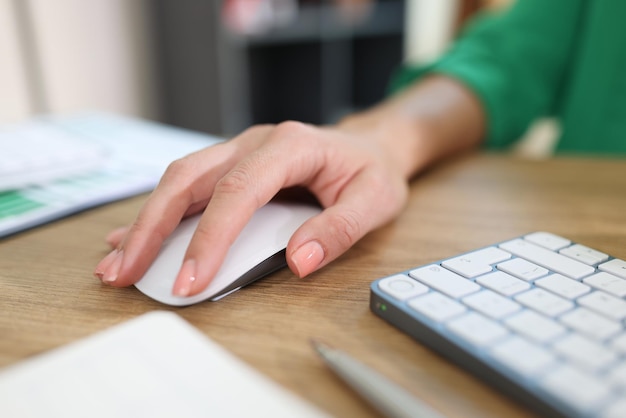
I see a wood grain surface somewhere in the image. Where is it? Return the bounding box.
[2,152,625,417]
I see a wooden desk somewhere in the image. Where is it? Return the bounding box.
[2,153,626,418]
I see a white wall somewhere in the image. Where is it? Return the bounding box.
[404,0,459,64]
[0,0,157,124]
[0,0,34,123]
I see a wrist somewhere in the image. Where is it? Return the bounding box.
[338,75,485,179]
[336,106,435,181]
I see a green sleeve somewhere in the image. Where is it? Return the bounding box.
[390,0,586,149]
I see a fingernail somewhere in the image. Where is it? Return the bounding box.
[102,250,123,283]
[291,241,324,278]
[94,248,119,280]
[173,259,197,297]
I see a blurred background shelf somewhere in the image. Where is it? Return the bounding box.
[151,0,405,136]
[2,0,505,137]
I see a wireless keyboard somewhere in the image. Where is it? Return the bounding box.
[370,232,626,418]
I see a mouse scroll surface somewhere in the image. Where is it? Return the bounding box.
[134,201,321,306]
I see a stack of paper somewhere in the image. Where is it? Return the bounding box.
[0,112,218,238]
[0,311,329,418]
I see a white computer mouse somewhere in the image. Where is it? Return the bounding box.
[134,200,321,306]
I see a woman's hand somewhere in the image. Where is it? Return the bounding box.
[94,121,411,296]
[94,75,485,297]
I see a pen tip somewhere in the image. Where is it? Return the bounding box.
[309,338,330,354]
[309,338,322,348]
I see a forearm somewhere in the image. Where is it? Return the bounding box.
[338,75,486,179]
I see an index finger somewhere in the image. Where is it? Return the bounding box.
[97,127,272,287]
[171,122,324,296]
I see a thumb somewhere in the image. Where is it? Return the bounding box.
[286,172,407,278]
[287,205,364,277]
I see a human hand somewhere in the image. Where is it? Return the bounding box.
[94,75,485,297]
[94,120,411,297]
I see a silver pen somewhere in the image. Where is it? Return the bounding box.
[311,340,445,418]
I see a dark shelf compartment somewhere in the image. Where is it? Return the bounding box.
[150,0,406,134]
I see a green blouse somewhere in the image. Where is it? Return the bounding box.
[390,0,626,155]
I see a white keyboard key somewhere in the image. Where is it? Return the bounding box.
[447,312,509,346]
[504,310,566,343]
[603,399,626,418]
[441,247,510,278]
[552,334,618,371]
[560,244,609,265]
[408,292,466,322]
[441,259,492,279]
[577,291,626,321]
[409,265,480,299]
[441,257,492,278]
[559,307,621,340]
[584,272,626,297]
[535,274,591,299]
[500,239,595,280]
[476,271,530,296]
[378,275,428,301]
[514,288,574,317]
[608,362,626,389]
[599,258,626,280]
[491,336,556,377]
[524,232,571,251]
[540,365,612,412]
[463,246,512,264]
[611,333,626,355]
[496,258,548,282]
[461,290,521,319]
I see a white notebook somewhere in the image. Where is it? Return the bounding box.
[0,311,329,418]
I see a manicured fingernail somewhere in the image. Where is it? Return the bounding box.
[291,241,324,278]
[173,259,197,297]
[102,250,123,283]
[94,248,119,280]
